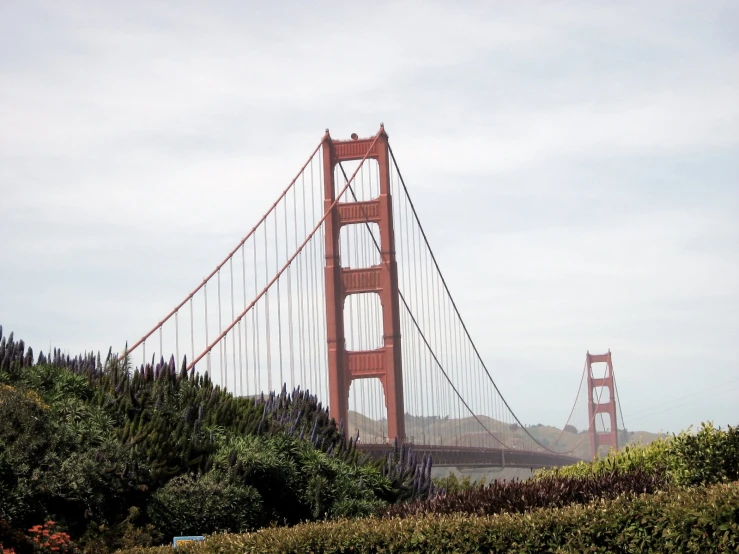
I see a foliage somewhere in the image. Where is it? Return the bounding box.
[75,508,161,554]
[385,467,668,518]
[378,440,434,504]
[668,421,739,486]
[536,437,672,480]
[0,326,432,552]
[118,481,739,554]
[388,423,738,522]
[26,522,76,554]
[0,377,147,535]
[536,422,739,488]
[147,475,261,537]
[0,519,34,554]
[431,473,480,494]
[4,324,738,552]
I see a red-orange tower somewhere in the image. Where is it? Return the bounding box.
[586,350,618,459]
[322,126,405,442]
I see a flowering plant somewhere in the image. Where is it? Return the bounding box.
[26,522,75,554]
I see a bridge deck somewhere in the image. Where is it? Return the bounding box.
[358,444,580,469]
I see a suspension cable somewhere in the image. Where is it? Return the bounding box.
[386,145,587,455]
[186,132,381,371]
[339,163,511,450]
[120,138,326,361]
[549,360,587,447]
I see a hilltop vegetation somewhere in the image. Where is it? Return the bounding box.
[0,327,432,553]
[2,325,737,553]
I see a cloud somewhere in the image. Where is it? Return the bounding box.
[0,0,737,434]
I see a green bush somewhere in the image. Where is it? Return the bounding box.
[209,434,390,525]
[536,438,671,480]
[0,383,149,535]
[536,422,739,488]
[431,473,480,494]
[0,326,412,552]
[147,475,261,537]
[118,481,739,554]
[669,422,739,486]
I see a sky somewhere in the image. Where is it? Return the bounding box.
[1,1,737,434]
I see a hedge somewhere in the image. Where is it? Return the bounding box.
[383,467,667,518]
[536,422,739,488]
[119,481,739,554]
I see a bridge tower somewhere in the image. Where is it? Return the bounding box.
[322,126,406,442]
[586,350,618,459]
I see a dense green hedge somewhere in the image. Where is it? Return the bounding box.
[536,422,739,487]
[119,481,739,554]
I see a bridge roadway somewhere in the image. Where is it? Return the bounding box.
[358,444,580,469]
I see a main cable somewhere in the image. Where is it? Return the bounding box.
[387,145,584,455]
[339,163,511,450]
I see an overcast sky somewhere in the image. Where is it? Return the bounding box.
[1,1,737,434]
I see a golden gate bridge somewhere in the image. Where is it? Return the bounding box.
[121,126,626,468]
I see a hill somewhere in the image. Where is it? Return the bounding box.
[348,411,662,462]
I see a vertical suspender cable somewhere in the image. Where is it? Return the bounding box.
[175,312,180,371]
[286,193,295,389]
[241,245,247,396]
[253,241,260,393]
[230,259,236,391]
[264,220,272,393]
[275,206,284,389]
[190,298,194,369]
[217,270,223,387]
[204,282,209,374]
[309,158,320,396]
[300,171,308,390]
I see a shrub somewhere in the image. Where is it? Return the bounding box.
[147,475,261,537]
[669,422,739,486]
[117,481,739,554]
[0,383,149,533]
[536,422,739,488]
[0,326,416,551]
[209,433,390,525]
[26,521,76,554]
[75,507,161,554]
[431,473,480,494]
[537,439,671,482]
[0,519,33,554]
[385,467,667,518]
